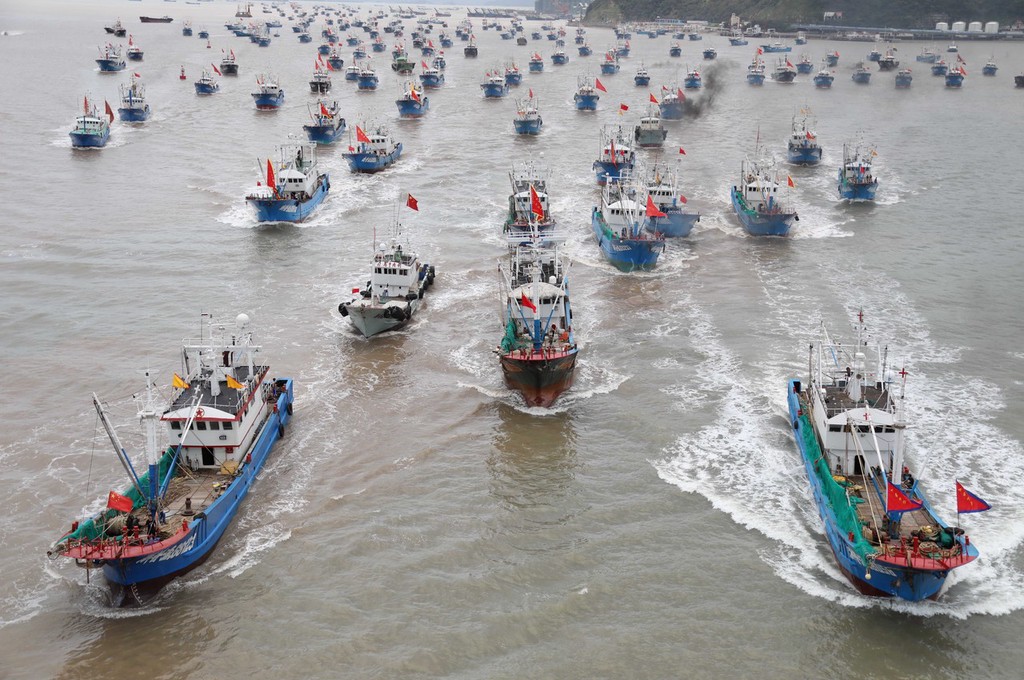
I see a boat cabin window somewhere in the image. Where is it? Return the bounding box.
[829,425,841,432]
[196,421,207,431]
[171,421,181,430]
[223,422,233,430]
[210,422,220,430]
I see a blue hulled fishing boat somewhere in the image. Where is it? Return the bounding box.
[852,62,872,84]
[878,48,899,71]
[591,173,666,271]
[788,312,983,601]
[69,96,112,148]
[194,68,221,95]
[838,142,878,201]
[117,74,150,122]
[309,63,332,93]
[644,162,699,237]
[96,44,126,72]
[395,83,428,117]
[633,107,667,148]
[247,142,330,222]
[342,124,402,173]
[251,74,284,109]
[592,125,635,185]
[420,62,445,88]
[504,63,522,86]
[303,100,346,144]
[916,47,938,64]
[327,48,345,70]
[762,41,791,53]
[895,68,913,88]
[825,51,840,67]
[703,47,717,60]
[578,43,593,57]
[634,65,650,86]
[528,53,544,73]
[481,73,509,98]
[684,68,702,89]
[551,49,568,65]
[356,65,379,90]
[659,87,686,120]
[503,162,557,242]
[669,43,682,58]
[731,152,798,236]
[982,59,998,76]
[574,75,601,111]
[931,60,949,76]
[787,112,822,166]
[48,313,294,605]
[600,51,620,74]
[796,54,814,74]
[814,63,835,88]
[512,93,543,135]
[747,54,766,85]
[773,58,797,83]
[220,49,239,75]
[126,35,143,61]
[945,65,966,88]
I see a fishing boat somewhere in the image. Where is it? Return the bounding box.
[852,62,872,84]
[464,37,478,57]
[498,238,578,408]
[747,55,766,85]
[48,313,294,605]
[504,63,522,86]
[220,49,239,75]
[788,311,983,601]
[551,49,568,65]
[303,100,346,144]
[373,37,387,53]
[659,87,686,120]
[825,51,840,67]
[895,68,913,88]
[591,171,666,270]
[600,51,620,74]
[356,65,379,90]
[528,53,544,73]
[837,142,878,201]
[420,62,445,88]
[105,19,126,36]
[614,40,630,58]
[246,142,330,222]
[770,57,796,83]
[916,47,938,64]
[867,47,882,62]
[512,93,543,135]
[592,125,635,185]
[503,162,556,240]
[669,43,682,58]
[198,28,209,40]
[729,32,748,46]
[351,43,366,59]
[1015,74,1024,88]
[251,74,284,109]
[96,44,126,72]
[309,63,332,93]
[481,73,509,98]
[687,32,701,42]
[391,51,414,73]
[633,107,667,148]
[703,47,717,60]
[69,96,112,148]
[339,219,435,337]
[684,68,702,89]
[945,65,966,88]
[139,16,173,23]
[342,123,402,173]
[787,112,822,166]
[795,32,807,45]
[194,67,220,95]
[578,43,592,57]
[395,82,428,117]
[117,74,151,122]
[796,54,814,74]
[731,151,798,236]
[931,60,948,76]
[982,59,997,76]
[344,63,360,82]
[573,75,600,111]
[643,162,699,237]
[327,48,345,70]
[761,41,791,53]
[947,43,958,53]
[877,48,899,71]
[814,63,835,88]
[182,21,193,37]
[634,65,650,86]
[126,35,143,61]
[432,54,446,71]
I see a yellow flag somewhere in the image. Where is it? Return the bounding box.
[173,373,190,389]
[225,375,244,390]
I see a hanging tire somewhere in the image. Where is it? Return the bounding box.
[338,303,348,317]
[278,424,285,438]
[286,402,293,416]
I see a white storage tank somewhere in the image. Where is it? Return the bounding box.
[952,21,966,31]
[968,21,982,32]
[936,21,949,31]
[984,21,999,34]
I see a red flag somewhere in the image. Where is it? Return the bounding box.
[528,87,534,99]
[887,482,923,513]
[106,490,134,513]
[326,60,335,71]
[83,95,89,115]
[787,175,795,188]
[410,88,420,102]
[529,184,544,221]
[104,100,114,123]
[266,158,276,192]
[678,147,686,155]
[320,102,333,118]
[128,35,133,46]
[520,293,537,313]
[609,138,617,168]
[806,131,815,140]
[406,193,418,211]
[595,78,607,92]
[677,88,686,101]
[212,63,222,76]
[351,287,360,294]
[619,103,629,112]
[356,125,370,143]
[230,49,235,59]
[649,93,658,104]
[679,195,688,204]
[785,58,794,68]
[645,194,667,218]
[956,481,992,513]
[133,72,141,78]
[757,47,763,55]
[422,60,429,69]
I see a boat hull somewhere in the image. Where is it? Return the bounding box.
[591,208,664,271]
[593,160,633,186]
[342,300,418,337]
[481,83,509,98]
[310,80,332,93]
[420,74,444,88]
[195,82,219,95]
[118,105,151,122]
[248,175,330,222]
[945,74,964,88]
[303,121,346,144]
[634,128,667,148]
[513,117,543,135]
[221,63,239,75]
[96,59,126,72]
[574,93,599,110]
[730,188,795,236]
[396,98,429,117]
[838,179,878,201]
[500,350,577,407]
[69,130,110,148]
[634,75,650,86]
[343,143,403,173]
[747,73,766,85]
[252,92,285,109]
[659,101,685,120]
[599,63,619,75]
[646,210,698,238]
[787,145,822,166]
[813,75,834,88]
[356,77,379,90]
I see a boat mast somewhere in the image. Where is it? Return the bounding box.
[138,372,162,521]
[92,393,145,499]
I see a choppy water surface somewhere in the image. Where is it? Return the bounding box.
[2,1,1024,677]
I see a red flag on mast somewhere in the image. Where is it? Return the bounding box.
[320,102,333,118]
[887,482,923,513]
[529,184,544,221]
[211,63,222,76]
[594,78,607,92]
[649,93,658,104]
[679,147,687,155]
[520,293,537,313]
[266,158,276,194]
[406,193,419,211]
[83,95,89,115]
[645,195,667,218]
[106,490,133,513]
[355,126,370,143]
[104,100,114,123]
[956,481,992,513]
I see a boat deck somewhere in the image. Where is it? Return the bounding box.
[168,365,266,416]
[822,382,893,417]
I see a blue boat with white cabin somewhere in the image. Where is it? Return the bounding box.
[48,314,294,605]
[592,125,635,185]
[796,54,814,74]
[96,44,126,72]
[342,124,403,173]
[931,60,948,76]
[505,64,523,86]
[420,63,445,88]
[194,68,220,95]
[633,107,667,148]
[512,95,543,135]
[251,74,284,109]
[747,55,766,85]
[247,142,330,222]
[852,62,872,84]
[895,68,913,88]
[669,43,682,57]
[945,65,966,87]
[634,65,650,86]
[303,100,346,144]
[837,142,878,201]
[659,87,686,120]
[787,112,822,166]
[600,51,620,74]
[69,96,112,148]
[578,43,593,57]
[574,75,600,111]
[356,66,379,90]
[761,41,791,53]
[327,48,345,70]
[643,162,699,237]
[345,64,360,82]
[703,47,717,60]
[126,35,143,61]
[117,74,150,122]
[395,83,428,117]
[825,51,840,67]
[591,173,666,271]
[551,50,568,65]
[481,73,509,98]
[684,69,702,89]
[529,53,544,73]
[982,59,997,76]
[814,63,835,88]
[731,153,798,236]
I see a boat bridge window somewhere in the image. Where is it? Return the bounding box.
[171,421,181,430]
[196,421,207,431]
[829,425,841,432]
[223,422,233,430]
[210,422,220,430]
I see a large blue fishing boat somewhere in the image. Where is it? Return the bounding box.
[96,44,126,72]
[303,100,346,144]
[634,65,650,86]
[747,55,766,85]
[420,62,445,88]
[852,62,872,84]
[895,69,913,88]
[578,43,592,57]
[356,65,379,90]
[838,142,878,201]
[126,35,143,61]
[247,142,330,223]
[395,83,428,117]
[633,107,667,148]
[342,124,402,173]
[796,54,814,73]
[643,162,699,237]
[600,51,620,74]
[731,153,798,236]
[551,49,568,65]
[49,313,294,605]
[982,59,997,76]
[592,125,635,185]
[787,112,822,166]
[528,53,544,73]
[825,50,840,67]
[327,48,345,70]
[591,173,666,271]
[945,65,966,88]
[814,63,835,88]
[788,312,982,601]
[251,73,284,109]
[573,75,600,111]
[684,68,702,89]
[504,63,522,86]
[703,47,717,60]
[117,74,150,122]
[69,96,112,148]
[916,47,938,64]
[772,58,797,83]
[512,94,543,135]
[194,67,221,95]
[761,41,791,53]
[481,73,509,98]
[658,87,686,120]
